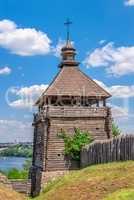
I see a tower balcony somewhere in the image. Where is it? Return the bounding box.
[35,106,111,120]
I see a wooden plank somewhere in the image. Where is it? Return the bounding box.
[80,135,134,167]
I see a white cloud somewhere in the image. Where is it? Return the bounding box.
[0,66,11,75]
[7,84,48,109]
[53,39,66,57]
[0,19,16,32]
[94,79,131,118]
[0,120,32,142]
[94,79,134,98]
[0,19,51,56]
[94,79,108,91]
[0,19,76,57]
[125,0,134,6]
[84,42,134,76]
[108,85,134,98]
[110,104,128,118]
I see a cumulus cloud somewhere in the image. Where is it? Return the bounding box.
[125,0,134,6]
[0,19,16,32]
[0,19,75,57]
[0,19,51,56]
[0,66,11,75]
[84,42,134,76]
[108,85,134,98]
[6,84,48,109]
[0,120,32,142]
[110,104,128,118]
[94,79,134,98]
[94,79,132,118]
[53,39,66,57]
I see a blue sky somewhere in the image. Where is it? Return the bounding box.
[0,0,134,142]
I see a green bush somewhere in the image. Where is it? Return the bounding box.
[58,128,93,161]
[112,123,121,137]
[7,168,28,180]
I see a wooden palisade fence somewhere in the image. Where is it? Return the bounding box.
[81,135,134,168]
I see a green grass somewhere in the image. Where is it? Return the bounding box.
[104,189,134,200]
[34,161,134,200]
[6,168,29,180]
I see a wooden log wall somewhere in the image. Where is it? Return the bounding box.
[10,180,31,195]
[81,135,134,168]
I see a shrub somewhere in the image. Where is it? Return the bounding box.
[112,123,121,137]
[7,168,28,180]
[58,128,93,161]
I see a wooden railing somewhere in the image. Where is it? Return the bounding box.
[34,106,111,122]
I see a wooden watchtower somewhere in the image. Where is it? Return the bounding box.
[31,22,112,196]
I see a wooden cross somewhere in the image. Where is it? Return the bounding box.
[64,18,72,42]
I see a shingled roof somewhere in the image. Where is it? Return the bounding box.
[36,41,111,105]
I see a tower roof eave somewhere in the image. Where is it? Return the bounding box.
[35,66,111,106]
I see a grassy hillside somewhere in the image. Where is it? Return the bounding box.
[35,161,134,200]
[1,162,133,200]
[104,189,134,200]
[0,184,25,200]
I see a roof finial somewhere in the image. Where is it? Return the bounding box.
[64,18,72,44]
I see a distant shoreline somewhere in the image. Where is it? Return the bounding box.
[0,144,32,158]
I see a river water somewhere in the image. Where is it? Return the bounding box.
[0,157,27,171]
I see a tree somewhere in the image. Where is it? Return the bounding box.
[112,123,121,137]
[58,128,93,161]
